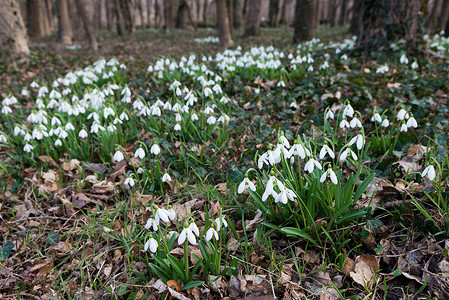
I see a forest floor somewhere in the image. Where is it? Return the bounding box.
[1,26,449,300]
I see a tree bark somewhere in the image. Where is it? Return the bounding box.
[120,0,135,34]
[227,0,234,29]
[338,0,348,26]
[437,0,449,31]
[176,0,196,28]
[27,0,51,37]
[329,0,339,27]
[233,0,243,28]
[75,0,98,51]
[293,0,317,42]
[114,0,126,35]
[349,0,361,35]
[279,0,287,25]
[165,0,178,30]
[426,0,441,28]
[357,0,424,54]
[147,0,152,27]
[56,0,73,44]
[269,0,280,26]
[216,0,232,46]
[0,0,30,62]
[244,0,261,36]
[203,0,209,25]
[45,0,55,32]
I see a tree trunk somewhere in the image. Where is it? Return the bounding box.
[120,0,135,34]
[75,0,98,51]
[176,0,195,28]
[165,0,179,31]
[338,0,347,25]
[45,0,55,32]
[233,0,242,28]
[349,0,361,35]
[203,0,209,25]
[279,0,287,25]
[269,0,279,26]
[426,0,441,28]
[357,0,424,54]
[114,0,126,35]
[147,0,152,27]
[56,0,73,44]
[0,0,30,62]
[244,0,261,36]
[106,0,113,31]
[227,0,234,29]
[27,0,51,37]
[329,0,339,27]
[293,0,317,42]
[437,0,449,31]
[216,0,232,46]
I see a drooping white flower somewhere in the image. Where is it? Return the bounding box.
[54,139,62,147]
[411,61,418,69]
[167,206,176,221]
[320,167,338,184]
[319,144,335,160]
[23,143,34,152]
[150,143,161,155]
[154,206,170,224]
[342,104,354,118]
[214,216,228,230]
[207,116,216,125]
[204,87,213,97]
[339,148,358,162]
[162,173,172,182]
[124,177,135,187]
[422,165,436,180]
[134,147,145,159]
[238,175,256,194]
[174,123,181,131]
[381,118,390,127]
[340,119,350,129]
[273,184,296,204]
[349,134,364,150]
[145,217,158,231]
[400,123,408,132]
[78,129,88,139]
[325,110,334,120]
[397,108,409,121]
[406,115,417,128]
[144,235,158,253]
[399,54,409,64]
[289,142,309,160]
[304,157,322,173]
[113,151,124,162]
[262,175,282,201]
[178,221,198,245]
[191,113,199,121]
[206,227,219,241]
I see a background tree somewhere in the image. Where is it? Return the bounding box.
[216,0,232,47]
[233,0,243,28]
[293,0,317,43]
[75,0,98,51]
[27,0,51,37]
[269,0,280,27]
[357,0,424,54]
[244,0,261,36]
[437,0,449,32]
[0,0,29,61]
[56,0,73,44]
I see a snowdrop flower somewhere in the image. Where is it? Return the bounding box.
[207,116,216,125]
[206,226,219,241]
[342,104,354,118]
[381,118,390,127]
[397,108,409,120]
[406,114,417,128]
[113,151,124,162]
[78,129,88,139]
[274,184,296,204]
[350,118,362,128]
[1,106,12,115]
[178,220,198,245]
[258,151,274,169]
[376,65,389,74]
[30,81,39,88]
[175,113,182,122]
[0,134,6,144]
[145,217,158,231]
[262,174,281,201]
[154,206,170,224]
[214,216,228,230]
[219,96,229,104]
[204,87,213,97]
[340,119,350,129]
[54,139,62,147]
[320,165,338,184]
[103,107,115,119]
[150,143,161,155]
[204,106,214,115]
[411,61,418,69]
[422,165,436,180]
[23,143,34,152]
[124,177,135,187]
[191,113,199,121]
[399,54,409,64]
[400,123,408,132]
[238,174,256,194]
[174,123,181,131]
[167,205,176,221]
[21,89,29,97]
[144,235,158,253]
[134,147,145,159]
[319,143,335,159]
[277,80,286,88]
[305,156,322,173]
[325,110,334,120]
[65,123,75,131]
[349,133,364,150]
[290,102,298,109]
[371,113,382,123]
[339,148,358,162]
[289,142,310,161]
[162,173,172,182]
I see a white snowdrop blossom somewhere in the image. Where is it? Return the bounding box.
[206,227,219,241]
[144,235,158,253]
[400,123,408,132]
[214,216,228,230]
[342,104,354,118]
[274,184,297,204]
[406,115,418,128]
[154,206,170,224]
[320,167,338,184]
[381,118,390,127]
[174,123,181,131]
[238,175,256,194]
[204,87,213,97]
[340,148,358,162]
[145,217,158,231]
[340,119,350,129]
[350,118,362,128]
[422,165,436,181]
[134,147,145,159]
[207,116,216,125]
[124,177,135,187]
[325,110,334,120]
[397,108,409,120]
[349,134,364,150]
[262,175,282,201]
[78,129,88,139]
[113,151,124,162]
[305,157,322,173]
[191,113,199,121]
[178,221,198,245]
[23,144,34,152]
[411,61,418,69]
[399,54,409,64]
[54,139,62,147]
[150,143,161,155]
[161,173,172,182]
[371,113,382,123]
[319,144,335,159]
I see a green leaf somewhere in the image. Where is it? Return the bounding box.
[0,241,14,262]
[47,232,59,246]
[280,227,317,245]
[181,280,204,291]
[167,254,187,283]
[393,269,402,276]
